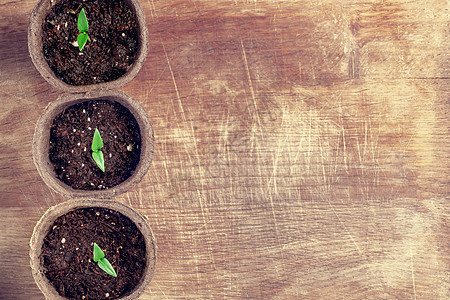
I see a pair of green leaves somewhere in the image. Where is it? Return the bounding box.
[92,128,105,172]
[93,243,117,277]
[77,8,91,51]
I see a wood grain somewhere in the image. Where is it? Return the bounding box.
[0,0,448,299]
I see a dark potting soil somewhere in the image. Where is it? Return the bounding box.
[40,207,147,299]
[49,99,141,190]
[42,0,139,86]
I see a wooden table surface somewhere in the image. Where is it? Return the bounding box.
[0,0,448,299]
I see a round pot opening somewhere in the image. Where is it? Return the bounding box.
[33,90,154,199]
[28,0,148,92]
[30,199,157,299]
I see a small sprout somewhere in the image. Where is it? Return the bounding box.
[93,243,117,277]
[91,128,105,172]
[77,8,91,51]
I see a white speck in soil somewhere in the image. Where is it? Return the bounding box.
[82,109,86,113]
[79,52,83,56]
[87,117,91,122]
[77,142,81,146]
[75,247,79,250]
[109,153,112,158]
[83,147,87,152]
[105,293,110,298]
[88,127,92,130]
[71,149,74,153]
[73,128,76,132]
[96,212,100,216]
[81,163,85,167]
[64,22,68,27]
[61,238,66,244]
[105,215,109,219]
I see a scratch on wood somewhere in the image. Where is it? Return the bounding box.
[135,189,144,209]
[162,41,186,122]
[327,198,363,255]
[219,109,234,195]
[146,0,158,20]
[163,159,170,186]
[240,39,261,129]
[319,139,363,254]
[153,283,169,299]
[126,193,133,207]
[338,100,349,172]
[307,107,313,175]
[410,249,417,300]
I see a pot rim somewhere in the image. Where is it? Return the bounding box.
[33,89,154,199]
[30,199,157,300]
[28,0,148,92]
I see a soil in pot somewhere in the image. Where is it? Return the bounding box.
[49,99,141,190]
[42,0,139,86]
[40,207,146,299]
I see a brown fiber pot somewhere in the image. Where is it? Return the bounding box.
[30,199,157,299]
[33,90,154,199]
[28,0,148,92]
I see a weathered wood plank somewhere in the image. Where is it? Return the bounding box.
[0,0,448,299]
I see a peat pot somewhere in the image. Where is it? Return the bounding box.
[33,90,154,199]
[28,0,148,92]
[30,199,157,299]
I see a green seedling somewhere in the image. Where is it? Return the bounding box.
[93,243,117,277]
[91,128,105,172]
[77,8,91,51]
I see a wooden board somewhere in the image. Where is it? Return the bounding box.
[0,0,448,298]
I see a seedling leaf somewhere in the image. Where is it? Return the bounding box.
[98,257,117,277]
[93,243,105,262]
[92,128,103,151]
[93,244,117,277]
[92,150,105,172]
[78,8,89,32]
[77,32,89,51]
